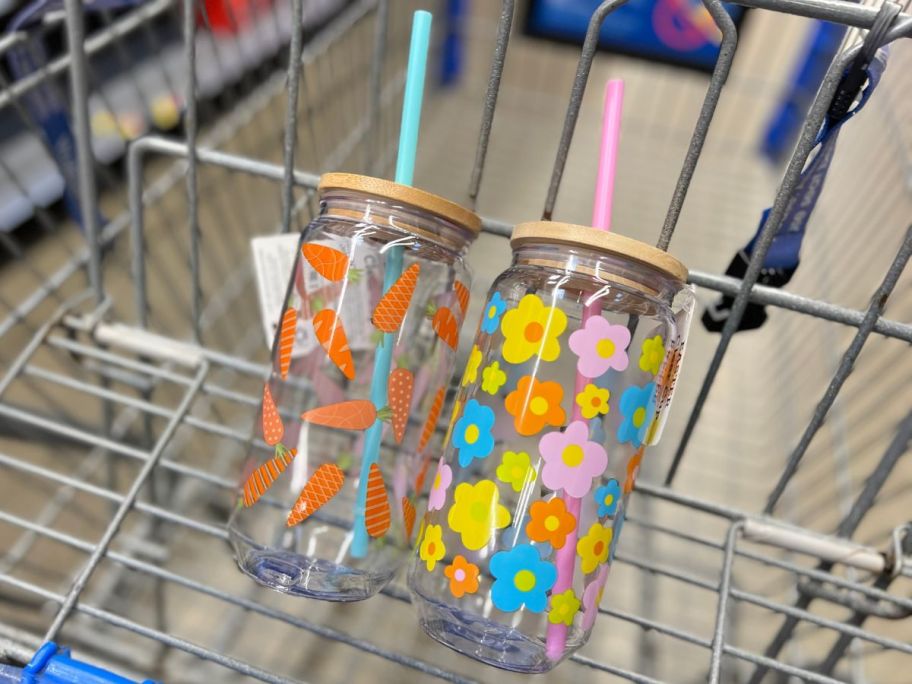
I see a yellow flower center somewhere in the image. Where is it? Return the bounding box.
[561,444,585,468]
[465,424,480,444]
[529,396,549,416]
[633,407,646,428]
[524,321,544,343]
[596,338,616,358]
[512,466,525,481]
[603,494,614,507]
[433,473,441,490]
[514,569,536,592]
[470,501,488,522]
[544,515,560,532]
[488,305,498,319]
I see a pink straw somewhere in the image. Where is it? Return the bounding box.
[546,79,624,660]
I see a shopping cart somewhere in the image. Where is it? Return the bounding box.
[0,0,910,682]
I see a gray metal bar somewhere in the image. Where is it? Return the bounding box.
[746,411,912,683]
[183,0,202,342]
[817,530,912,674]
[664,47,858,486]
[43,361,209,641]
[730,0,910,29]
[467,0,514,210]
[726,645,845,684]
[765,225,912,512]
[280,0,306,235]
[542,0,623,220]
[708,521,741,683]
[688,270,912,342]
[62,0,103,304]
[656,0,736,250]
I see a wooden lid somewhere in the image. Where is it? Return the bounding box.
[318,173,481,235]
[511,221,688,283]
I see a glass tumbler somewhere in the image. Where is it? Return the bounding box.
[229,173,480,601]
[408,221,693,671]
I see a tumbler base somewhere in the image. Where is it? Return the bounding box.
[237,549,392,602]
[414,594,559,673]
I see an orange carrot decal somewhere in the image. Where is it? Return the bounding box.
[402,497,416,541]
[261,384,284,446]
[365,463,391,537]
[313,309,355,380]
[301,243,350,282]
[418,387,445,452]
[432,307,459,350]
[454,281,470,318]
[372,263,420,333]
[243,447,297,507]
[414,458,431,494]
[301,400,388,431]
[387,368,414,443]
[287,463,345,526]
[277,308,297,380]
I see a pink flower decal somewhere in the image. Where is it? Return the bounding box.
[427,460,452,512]
[581,565,610,630]
[539,421,608,498]
[568,317,631,379]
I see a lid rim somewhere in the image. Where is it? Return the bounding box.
[510,221,688,283]
[318,172,481,236]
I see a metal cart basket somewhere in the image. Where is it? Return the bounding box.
[0,0,911,682]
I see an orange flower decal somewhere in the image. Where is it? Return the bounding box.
[526,498,577,549]
[504,375,566,436]
[624,447,644,494]
[444,555,480,598]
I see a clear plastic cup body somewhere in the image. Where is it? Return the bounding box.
[408,236,693,671]
[229,183,476,601]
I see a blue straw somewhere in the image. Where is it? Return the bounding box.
[352,10,432,557]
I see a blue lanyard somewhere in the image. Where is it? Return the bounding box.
[703,48,888,332]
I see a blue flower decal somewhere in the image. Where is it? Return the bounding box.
[453,399,496,468]
[480,291,507,334]
[490,543,557,613]
[617,382,656,447]
[594,479,621,518]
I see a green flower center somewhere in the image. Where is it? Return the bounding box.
[561,444,585,468]
[514,569,536,592]
[633,407,646,428]
[470,501,488,522]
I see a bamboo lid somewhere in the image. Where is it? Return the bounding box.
[318,173,481,235]
[511,221,688,283]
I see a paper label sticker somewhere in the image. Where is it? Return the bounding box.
[251,234,317,357]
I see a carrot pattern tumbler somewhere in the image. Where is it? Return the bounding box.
[407,221,693,671]
[228,173,479,601]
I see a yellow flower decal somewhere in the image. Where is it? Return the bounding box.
[443,399,462,447]
[500,294,567,365]
[577,522,613,573]
[447,480,511,550]
[481,361,507,395]
[495,451,536,492]
[419,524,446,571]
[575,383,610,420]
[639,335,665,376]
[461,345,483,386]
[548,588,581,626]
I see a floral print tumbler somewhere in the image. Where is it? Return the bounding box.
[408,221,693,672]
